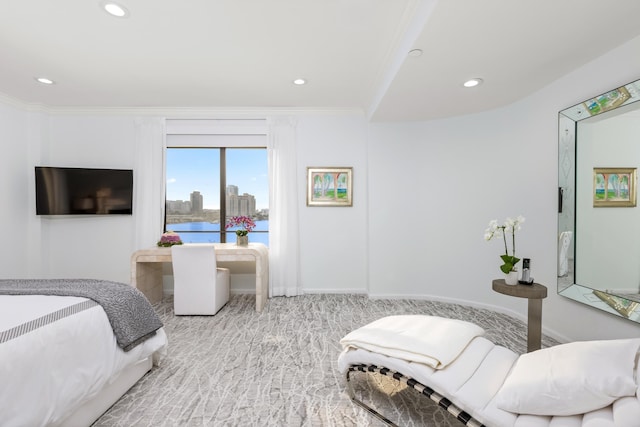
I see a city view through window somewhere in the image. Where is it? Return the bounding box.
[164,148,269,245]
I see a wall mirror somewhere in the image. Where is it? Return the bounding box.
[558,78,640,323]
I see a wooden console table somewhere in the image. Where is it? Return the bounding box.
[492,279,547,352]
[131,243,269,312]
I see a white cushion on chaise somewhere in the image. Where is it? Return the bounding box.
[338,315,640,427]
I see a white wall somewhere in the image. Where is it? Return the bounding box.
[367,35,640,341]
[368,106,551,307]
[39,116,138,283]
[0,100,29,276]
[296,113,369,293]
[2,35,640,342]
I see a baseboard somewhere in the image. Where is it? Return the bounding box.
[161,286,572,345]
[164,287,257,295]
[301,289,368,295]
[230,289,256,295]
[296,290,570,345]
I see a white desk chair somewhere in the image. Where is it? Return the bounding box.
[171,244,230,315]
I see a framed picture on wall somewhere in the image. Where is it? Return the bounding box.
[593,167,637,207]
[306,167,353,206]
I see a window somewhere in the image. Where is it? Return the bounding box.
[164,147,269,246]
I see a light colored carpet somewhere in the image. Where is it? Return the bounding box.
[92,294,558,426]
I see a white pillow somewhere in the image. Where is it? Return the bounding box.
[495,338,640,416]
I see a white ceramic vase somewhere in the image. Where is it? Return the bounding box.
[504,269,519,285]
[236,234,249,246]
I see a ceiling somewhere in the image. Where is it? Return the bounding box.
[1,0,640,121]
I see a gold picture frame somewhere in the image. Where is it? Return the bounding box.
[306,167,353,207]
[593,290,640,318]
[582,86,631,116]
[593,167,637,207]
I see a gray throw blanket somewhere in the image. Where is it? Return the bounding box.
[0,279,163,352]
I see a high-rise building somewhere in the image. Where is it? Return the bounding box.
[226,185,255,217]
[190,191,203,215]
[227,185,239,197]
[166,200,191,214]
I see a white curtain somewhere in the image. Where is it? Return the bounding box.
[133,117,166,250]
[267,117,301,297]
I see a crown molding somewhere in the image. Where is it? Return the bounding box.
[0,92,49,112]
[0,93,365,118]
[45,106,365,118]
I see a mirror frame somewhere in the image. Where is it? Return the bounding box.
[558,78,640,323]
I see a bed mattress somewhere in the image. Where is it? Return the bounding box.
[0,294,167,427]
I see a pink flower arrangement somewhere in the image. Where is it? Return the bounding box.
[225,216,256,236]
[157,231,183,247]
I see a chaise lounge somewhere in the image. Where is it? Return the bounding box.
[338,315,640,426]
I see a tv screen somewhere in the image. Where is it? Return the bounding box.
[35,166,133,215]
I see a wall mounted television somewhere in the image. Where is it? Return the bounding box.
[35,166,133,215]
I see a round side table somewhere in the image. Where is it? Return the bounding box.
[492,279,547,352]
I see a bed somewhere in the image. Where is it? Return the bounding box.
[338,315,640,427]
[0,279,168,427]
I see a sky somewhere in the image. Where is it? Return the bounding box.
[165,148,268,209]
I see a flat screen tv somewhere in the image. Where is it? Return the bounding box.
[35,166,133,215]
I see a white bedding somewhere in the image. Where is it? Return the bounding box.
[339,315,485,369]
[0,295,167,427]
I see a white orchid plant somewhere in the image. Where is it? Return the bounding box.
[484,215,525,274]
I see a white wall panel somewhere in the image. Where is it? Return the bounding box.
[42,116,138,283]
[296,113,369,293]
[0,102,29,277]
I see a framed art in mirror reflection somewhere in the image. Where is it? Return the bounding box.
[593,167,637,207]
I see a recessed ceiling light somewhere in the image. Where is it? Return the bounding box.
[35,77,55,85]
[101,1,129,17]
[293,78,306,85]
[408,49,423,57]
[463,78,483,88]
